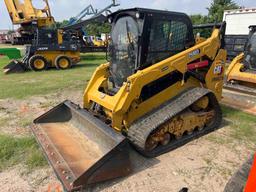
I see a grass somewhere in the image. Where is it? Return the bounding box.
[207,106,256,145]
[0,116,10,127]
[222,106,256,143]
[0,52,106,172]
[0,50,255,173]
[222,106,256,122]
[0,53,106,99]
[0,134,47,171]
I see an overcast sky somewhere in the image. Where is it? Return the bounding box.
[0,0,255,29]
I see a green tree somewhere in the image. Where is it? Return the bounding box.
[207,0,239,22]
[190,14,211,38]
[190,14,209,25]
[55,20,70,28]
[7,30,15,35]
[84,23,111,36]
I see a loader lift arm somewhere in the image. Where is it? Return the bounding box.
[0,48,21,60]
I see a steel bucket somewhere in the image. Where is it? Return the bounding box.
[3,60,25,74]
[31,100,131,191]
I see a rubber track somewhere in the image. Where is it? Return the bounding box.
[127,87,222,157]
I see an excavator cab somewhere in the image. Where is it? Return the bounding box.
[225,25,256,94]
[3,0,55,45]
[243,25,256,70]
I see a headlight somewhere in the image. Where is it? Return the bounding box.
[136,12,140,19]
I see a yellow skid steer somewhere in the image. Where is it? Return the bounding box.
[31,8,227,191]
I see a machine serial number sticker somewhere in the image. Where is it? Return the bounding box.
[189,49,200,58]
[214,65,223,75]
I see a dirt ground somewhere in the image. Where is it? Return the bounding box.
[0,90,255,192]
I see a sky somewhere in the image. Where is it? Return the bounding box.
[0,0,255,29]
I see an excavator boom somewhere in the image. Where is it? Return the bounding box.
[4,0,54,25]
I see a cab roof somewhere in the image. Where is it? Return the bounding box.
[108,7,191,21]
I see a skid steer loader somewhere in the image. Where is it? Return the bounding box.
[31,8,227,191]
[225,25,256,95]
[3,29,80,74]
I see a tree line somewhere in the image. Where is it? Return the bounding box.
[56,0,240,37]
[191,0,239,37]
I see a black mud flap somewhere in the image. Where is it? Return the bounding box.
[3,60,26,74]
[31,100,131,192]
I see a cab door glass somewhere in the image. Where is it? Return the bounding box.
[145,19,188,66]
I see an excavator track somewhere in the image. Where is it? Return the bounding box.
[128,87,222,157]
[224,83,256,96]
[222,88,256,116]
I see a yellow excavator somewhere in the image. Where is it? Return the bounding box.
[4,0,55,44]
[225,25,256,95]
[31,8,227,191]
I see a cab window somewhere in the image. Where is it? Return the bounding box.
[145,19,188,66]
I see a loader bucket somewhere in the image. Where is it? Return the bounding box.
[3,60,25,74]
[31,100,131,191]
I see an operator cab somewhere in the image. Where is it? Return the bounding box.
[107,8,195,88]
[244,25,256,71]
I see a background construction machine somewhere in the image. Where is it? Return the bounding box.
[225,25,256,95]
[0,48,21,60]
[30,8,227,191]
[3,0,55,45]
[223,8,256,60]
[3,1,119,74]
[3,29,80,74]
[62,0,119,53]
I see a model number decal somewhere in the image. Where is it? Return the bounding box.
[161,66,169,72]
[37,47,48,51]
[214,65,223,75]
[189,49,200,58]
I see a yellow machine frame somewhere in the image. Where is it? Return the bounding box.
[226,53,256,84]
[83,28,227,131]
[4,0,54,27]
[30,9,228,191]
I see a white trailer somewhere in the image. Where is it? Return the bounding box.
[223,8,256,58]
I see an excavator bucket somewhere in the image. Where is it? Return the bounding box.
[31,100,132,192]
[3,60,25,74]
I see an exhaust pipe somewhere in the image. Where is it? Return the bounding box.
[31,100,131,191]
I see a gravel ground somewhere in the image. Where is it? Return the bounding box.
[0,90,254,192]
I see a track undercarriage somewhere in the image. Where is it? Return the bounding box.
[128,88,222,157]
